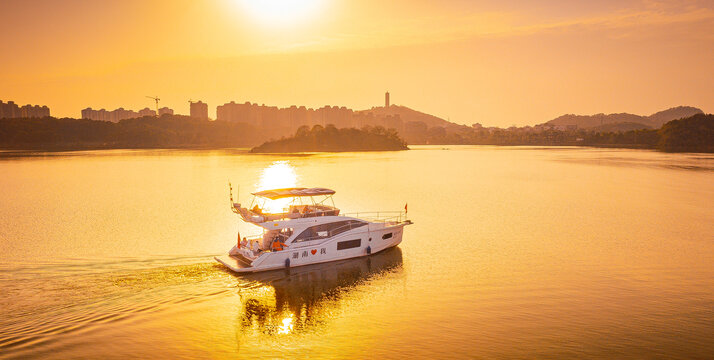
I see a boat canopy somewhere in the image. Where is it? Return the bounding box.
[251,187,336,200]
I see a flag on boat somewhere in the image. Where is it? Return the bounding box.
[405,203,408,213]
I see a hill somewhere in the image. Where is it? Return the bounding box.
[357,105,456,129]
[251,125,408,153]
[546,112,645,129]
[658,113,714,152]
[647,106,704,127]
[543,106,703,130]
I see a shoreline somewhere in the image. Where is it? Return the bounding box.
[2,143,709,153]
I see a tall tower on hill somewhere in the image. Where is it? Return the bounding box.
[385,91,390,108]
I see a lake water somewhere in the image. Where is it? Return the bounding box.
[0,146,712,359]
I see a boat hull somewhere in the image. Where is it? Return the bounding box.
[215,222,408,273]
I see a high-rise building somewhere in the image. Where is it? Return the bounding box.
[1,100,49,119]
[385,91,390,108]
[138,108,156,117]
[190,101,209,120]
[0,101,18,119]
[81,106,159,122]
[217,101,256,123]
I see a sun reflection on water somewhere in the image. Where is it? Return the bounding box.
[256,161,298,213]
[237,248,404,337]
[277,314,294,334]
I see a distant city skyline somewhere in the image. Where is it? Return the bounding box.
[75,93,391,122]
[73,93,404,124]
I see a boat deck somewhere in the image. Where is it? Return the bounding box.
[214,254,253,272]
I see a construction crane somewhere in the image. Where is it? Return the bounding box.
[146,96,160,117]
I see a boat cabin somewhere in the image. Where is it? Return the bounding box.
[233,215,370,260]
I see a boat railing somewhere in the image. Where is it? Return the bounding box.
[265,208,339,221]
[341,211,408,224]
[298,208,340,218]
[238,233,264,243]
[233,203,341,222]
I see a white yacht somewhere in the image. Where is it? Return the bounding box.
[215,187,412,273]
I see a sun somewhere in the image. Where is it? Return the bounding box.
[239,0,324,26]
[256,161,299,213]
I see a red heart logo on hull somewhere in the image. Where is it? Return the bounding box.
[311,249,317,255]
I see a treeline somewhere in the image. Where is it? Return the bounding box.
[658,113,714,152]
[0,113,710,153]
[0,115,263,149]
[251,124,408,153]
[407,114,713,153]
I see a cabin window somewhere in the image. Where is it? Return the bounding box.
[333,220,366,236]
[293,220,367,243]
[382,233,392,240]
[337,239,361,250]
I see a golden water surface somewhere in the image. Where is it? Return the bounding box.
[0,146,712,358]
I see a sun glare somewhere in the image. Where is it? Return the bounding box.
[239,0,324,26]
[256,161,298,213]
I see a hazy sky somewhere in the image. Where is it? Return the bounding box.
[1,0,712,126]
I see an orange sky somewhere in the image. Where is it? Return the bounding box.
[1,0,712,126]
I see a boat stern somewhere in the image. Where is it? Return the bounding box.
[214,254,255,273]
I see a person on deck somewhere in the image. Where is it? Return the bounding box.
[240,237,248,249]
[252,240,261,256]
[271,238,287,251]
[302,206,312,217]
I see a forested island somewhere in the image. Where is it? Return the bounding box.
[250,125,408,153]
[0,113,711,153]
